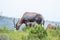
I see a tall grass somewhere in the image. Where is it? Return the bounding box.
[0,23,60,40]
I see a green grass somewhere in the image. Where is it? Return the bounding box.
[0,23,60,40]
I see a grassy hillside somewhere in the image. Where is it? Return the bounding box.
[0,23,60,40]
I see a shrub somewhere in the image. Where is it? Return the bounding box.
[22,23,47,40]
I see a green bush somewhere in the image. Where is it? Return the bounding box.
[22,23,47,40]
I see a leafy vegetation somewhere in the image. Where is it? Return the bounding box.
[0,23,60,40]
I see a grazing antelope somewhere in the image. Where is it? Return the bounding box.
[16,12,45,30]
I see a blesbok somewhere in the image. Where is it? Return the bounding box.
[16,12,45,30]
